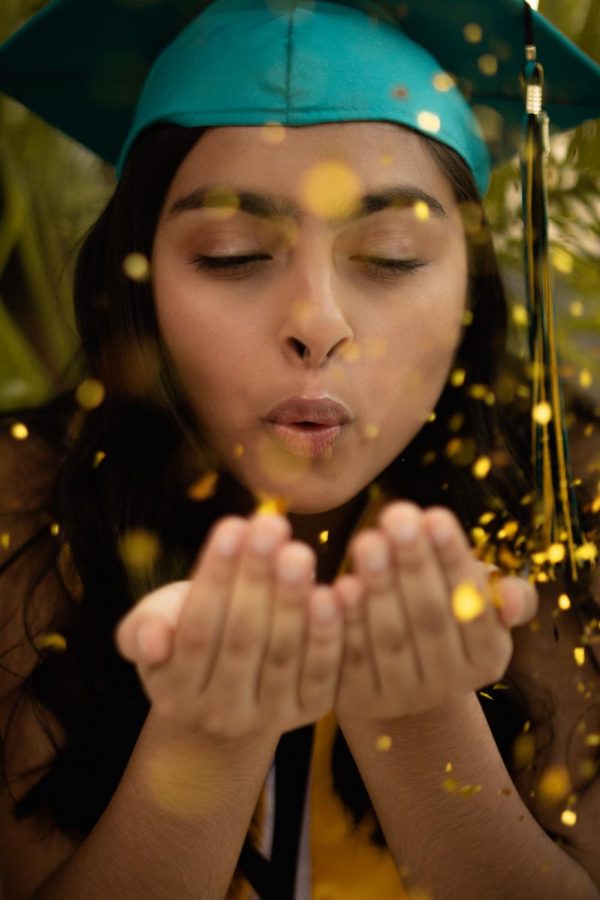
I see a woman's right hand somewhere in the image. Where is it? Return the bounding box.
[115,514,343,740]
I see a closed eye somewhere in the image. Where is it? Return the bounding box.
[190,254,426,281]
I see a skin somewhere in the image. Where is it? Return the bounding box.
[115,122,537,734]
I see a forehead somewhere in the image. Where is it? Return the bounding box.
[164,122,457,213]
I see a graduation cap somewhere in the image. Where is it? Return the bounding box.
[1,0,599,578]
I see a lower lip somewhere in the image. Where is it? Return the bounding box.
[265,422,347,457]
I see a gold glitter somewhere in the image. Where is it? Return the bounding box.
[442,777,459,793]
[512,732,536,768]
[375,734,392,752]
[444,762,453,773]
[363,424,380,440]
[10,422,28,441]
[551,247,574,274]
[433,72,455,92]
[468,384,487,400]
[119,529,160,572]
[579,370,593,389]
[33,632,67,652]
[574,647,585,666]
[472,456,491,479]
[255,495,289,516]
[479,512,495,525]
[49,523,60,536]
[122,252,151,281]
[413,200,430,221]
[512,304,528,326]
[421,450,437,465]
[585,733,600,747]
[538,765,571,803]
[201,187,240,220]
[448,412,465,432]
[319,530,329,545]
[76,378,106,410]
[416,111,441,134]
[299,160,362,220]
[558,594,571,611]
[575,543,598,563]
[463,23,483,43]
[462,309,474,326]
[561,809,577,827]
[380,153,393,166]
[478,54,498,76]
[569,300,584,317]
[470,527,488,547]
[450,368,466,387]
[428,412,437,423]
[452,581,486,622]
[0,533,10,550]
[233,443,245,458]
[93,450,106,467]
[479,691,493,700]
[547,543,566,564]
[532,402,552,425]
[260,121,285,144]
[187,471,219,501]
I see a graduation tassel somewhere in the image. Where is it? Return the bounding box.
[520,2,586,583]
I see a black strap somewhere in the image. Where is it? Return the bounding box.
[237,723,315,899]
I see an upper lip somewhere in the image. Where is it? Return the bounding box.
[265,395,353,426]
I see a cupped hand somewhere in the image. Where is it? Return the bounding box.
[333,502,538,721]
[115,513,343,740]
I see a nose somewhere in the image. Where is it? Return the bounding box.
[279,258,354,369]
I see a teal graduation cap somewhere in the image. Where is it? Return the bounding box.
[0,0,599,193]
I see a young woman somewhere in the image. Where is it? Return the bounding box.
[0,1,599,898]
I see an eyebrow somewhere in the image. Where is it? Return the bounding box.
[167,185,447,226]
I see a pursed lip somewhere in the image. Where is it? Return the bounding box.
[264,395,353,426]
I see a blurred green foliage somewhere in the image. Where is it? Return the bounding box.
[0,0,599,412]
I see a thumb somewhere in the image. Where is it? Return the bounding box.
[114,580,190,663]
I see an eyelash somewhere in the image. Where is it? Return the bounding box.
[190,254,425,282]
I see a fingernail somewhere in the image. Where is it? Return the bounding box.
[277,553,309,584]
[390,517,419,544]
[215,526,244,557]
[430,520,453,546]
[364,541,389,572]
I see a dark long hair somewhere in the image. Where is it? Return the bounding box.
[1,123,598,859]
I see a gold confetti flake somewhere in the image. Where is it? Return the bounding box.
[512,732,536,768]
[93,450,106,467]
[463,23,483,43]
[584,733,600,747]
[538,765,571,803]
[339,341,362,362]
[470,526,488,547]
[442,777,459,793]
[319,530,329,545]
[233,443,245,458]
[451,580,486,622]
[547,543,566,564]
[34,632,67,652]
[433,72,456,92]
[49,523,60,536]
[574,647,586,666]
[428,412,437,423]
[375,734,392,752]
[363,423,380,440]
[569,300,584,317]
[76,378,106,410]
[299,160,362,220]
[479,512,496,525]
[421,450,437,465]
[550,247,574,275]
[472,456,491,479]
[201,187,240,220]
[119,529,160,572]
[512,304,528,326]
[478,54,498,76]
[10,422,28,441]
[187,470,219,501]
[413,200,430,221]
[122,252,151,281]
[558,594,571,611]
[560,809,577,827]
[575,543,598,564]
[579,370,593,389]
[462,309,474,326]
[0,533,10,550]
[416,111,441,134]
[498,786,512,796]
[255,495,289,516]
[444,762,453,773]
[448,412,465,432]
[260,121,285,144]
[380,153,393,166]
[479,691,493,700]
[532,402,552,425]
[450,368,466,387]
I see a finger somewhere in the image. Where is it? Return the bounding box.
[350,529,417,692]
[212,513,291,707]
[258,541,315,712]
[170,516,249,693]
[299,585,343,716]
[494,576,539,628]
[424,507,512,683]
[333,574,378,691]
[379,503,465,686]
[115,580,189,664]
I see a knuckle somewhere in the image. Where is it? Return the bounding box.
[375,628,408,655]
[177,624,210,654]
[265,638,297,668]
[412,603,448,636]
[224,621,256,656]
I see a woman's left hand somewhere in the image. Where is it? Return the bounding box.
[333,501,538,722]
